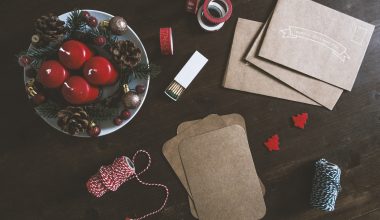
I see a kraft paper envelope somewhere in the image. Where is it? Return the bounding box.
[177,114,266,218]
[246,18,343,110]
[179,125,266,220]
[162,114,226,196]
[258,0,375,91]
[223,19,319,106]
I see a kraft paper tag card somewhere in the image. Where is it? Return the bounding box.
[223,18,319,106]
[179,125,266,220]
[162,114,226,196]
[177,114,266,219]
[258,0,375,91]
[246,18,343,110]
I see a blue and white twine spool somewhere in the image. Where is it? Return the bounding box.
[310,158,341,211]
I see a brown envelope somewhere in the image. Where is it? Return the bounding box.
[179,125,266,220]
[223,18,319,106]
[177,114,266,219]
[258,0,375,91]
[246,18,343,110]
[162,114,226,196]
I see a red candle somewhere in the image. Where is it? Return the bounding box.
[58,40,93,70]
[38,60,69,88]
[83,56,119,86]
[61,76,100,105]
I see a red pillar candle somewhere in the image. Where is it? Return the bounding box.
[58,40,93,70]
[61,76,100,105]
[38,60,69,88]
[83,56,119,86]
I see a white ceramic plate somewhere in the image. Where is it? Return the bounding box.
[23,10,149,137]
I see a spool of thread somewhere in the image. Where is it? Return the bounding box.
[310,158,341,212]
[197,1,227,31]
[86,150,169,220]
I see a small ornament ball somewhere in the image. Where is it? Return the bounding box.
[18,55,32,67]
[32,94,46,105]
[123,91,141,109]
[81,11,91,20]
[120,110,131,120]
[135,84,146,94]
[109,16,128,35]
[94,36,106,46]
[113,117,123,125]
[87,16,98,27]
[87,123,101,137]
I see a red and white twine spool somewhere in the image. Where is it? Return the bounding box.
[159,27,174,55]
[86,150,169,220]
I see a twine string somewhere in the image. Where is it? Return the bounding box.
[310,158,341,212]
[127,150,169,220]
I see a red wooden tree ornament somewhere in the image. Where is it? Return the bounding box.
[292,113,309,129]
[264,134,280,152]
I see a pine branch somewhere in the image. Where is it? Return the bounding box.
[84,104,120,121]
[87,27,117,47]
[125,63,161,82]
[35,101,62,118]
[17,44,59,70]
[66,9,86,35]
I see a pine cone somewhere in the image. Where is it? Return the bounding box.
[33,13,66,46]
[57,106,91,135]
[110,40,142,69]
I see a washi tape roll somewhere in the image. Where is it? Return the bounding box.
[203,0,233,24]
[159,27,173,55]
[185,0,201,14]
[197,2,226,32]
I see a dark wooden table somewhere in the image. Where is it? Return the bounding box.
[1,0,379,219]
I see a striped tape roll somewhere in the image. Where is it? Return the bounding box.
[160,27,173,55]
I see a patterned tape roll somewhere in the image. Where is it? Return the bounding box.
[197,1,226,32]
[185,0,201,14]
[203,0,232,24]
[160,27,173,55]
[310,158,341,212]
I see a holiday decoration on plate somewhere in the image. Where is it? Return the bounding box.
[264,134,280,151]
[292,112,309,129]
[18,9,161,137]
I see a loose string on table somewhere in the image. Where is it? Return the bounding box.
[310,158,341,212]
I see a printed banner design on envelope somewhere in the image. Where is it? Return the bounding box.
[280,26,350,62]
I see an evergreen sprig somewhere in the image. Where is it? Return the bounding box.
[124,63,161,82]
[17,44,59,70]
[87,27,118,47]
[66,9,86,35]
[35,101,62,118]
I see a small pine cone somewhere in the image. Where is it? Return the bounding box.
[57,106,91,135]
[110,40,142,69]
[33,13,66,46]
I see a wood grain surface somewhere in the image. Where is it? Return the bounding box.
[0,0,379,219]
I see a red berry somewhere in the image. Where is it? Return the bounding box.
[87,16,98,27]
[88,125,101,137]
[113,117,123,125]
[18,55,32,67]
[81,11,91,20]
[135,84,146,94]
[120,110,131,120]
[32,94,45,105]
[94,36,106,46]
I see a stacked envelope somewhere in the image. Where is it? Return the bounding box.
[162,114,266,219]
[223,0,374,110]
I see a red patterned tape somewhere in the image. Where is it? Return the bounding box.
[160,27,173,55]
[203,0,233,24]
[185,0,200,14]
